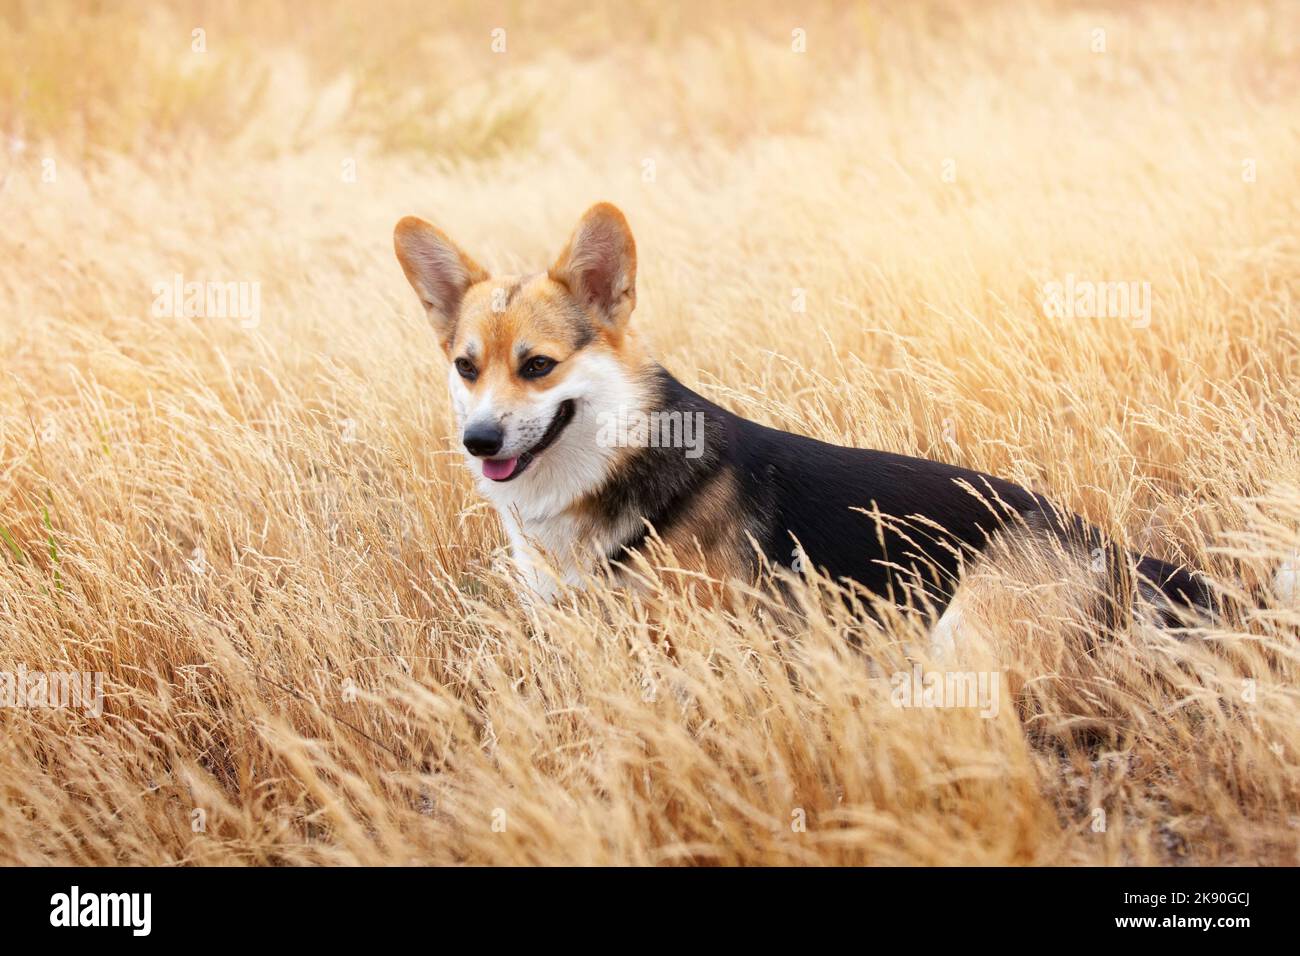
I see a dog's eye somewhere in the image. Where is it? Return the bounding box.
[454,358,477,380]
[520,356,557,379]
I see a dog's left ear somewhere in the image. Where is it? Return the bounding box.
[549,202,637,329]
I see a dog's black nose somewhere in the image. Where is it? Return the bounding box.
[462,423,504,457]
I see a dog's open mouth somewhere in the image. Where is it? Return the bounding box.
[482,400,576,482]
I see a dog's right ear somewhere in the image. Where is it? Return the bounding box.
[393,216,489,349]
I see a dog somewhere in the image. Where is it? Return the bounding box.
[394,202,1230,634]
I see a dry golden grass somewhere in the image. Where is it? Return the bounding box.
[1,0,1298,865]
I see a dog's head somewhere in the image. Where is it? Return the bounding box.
[394,203,648,512]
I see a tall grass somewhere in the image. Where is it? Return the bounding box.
[0,0,1297,864]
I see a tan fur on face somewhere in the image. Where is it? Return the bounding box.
[452,274,602,401]
[395,205,650,417]
[394,203,659,602]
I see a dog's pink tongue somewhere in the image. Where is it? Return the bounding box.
[482,457,518,481]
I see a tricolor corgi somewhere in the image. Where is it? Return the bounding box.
[394,202,1224,630]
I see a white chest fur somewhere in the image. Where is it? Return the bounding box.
[454,353,648,601]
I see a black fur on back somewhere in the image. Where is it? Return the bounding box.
[604,365,1215,623]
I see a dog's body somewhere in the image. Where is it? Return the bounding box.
[394,203,1217,625]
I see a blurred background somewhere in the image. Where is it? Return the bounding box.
[0,0,1298,865]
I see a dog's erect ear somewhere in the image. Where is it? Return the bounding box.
[549,203,637,329]
[393,216,489,347]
